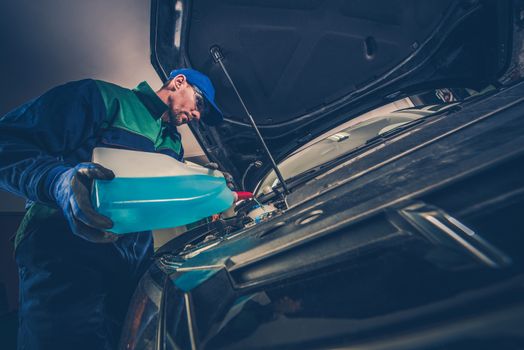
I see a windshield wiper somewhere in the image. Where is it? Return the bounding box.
[365,104,461,146]
[365,118,425,146]
[270,160,337,192]
[271,168,319,189]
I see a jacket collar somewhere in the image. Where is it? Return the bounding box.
[132,81,168,120]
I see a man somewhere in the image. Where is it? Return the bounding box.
[0,68,223,349]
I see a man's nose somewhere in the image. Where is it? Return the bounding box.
[191,110,201,121]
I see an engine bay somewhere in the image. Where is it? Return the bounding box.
[155,194,286,260]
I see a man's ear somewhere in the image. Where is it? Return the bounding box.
[170,74,187,90]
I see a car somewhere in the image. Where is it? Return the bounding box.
[120,0,524,349]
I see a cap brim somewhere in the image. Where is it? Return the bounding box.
[201,93,223,126]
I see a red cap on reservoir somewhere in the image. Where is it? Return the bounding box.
[234,191,254,201]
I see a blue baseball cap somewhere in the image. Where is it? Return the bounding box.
[168,68,223,126]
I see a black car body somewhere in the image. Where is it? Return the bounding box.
[121,0,524,349]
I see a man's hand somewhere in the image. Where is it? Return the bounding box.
[203,162,235,190]
[52,162,118,243]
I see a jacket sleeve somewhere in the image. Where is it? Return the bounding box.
[0,79,107,205]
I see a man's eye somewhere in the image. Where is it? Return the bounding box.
[196,96,208,113]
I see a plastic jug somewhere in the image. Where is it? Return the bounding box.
[91,147,234,234]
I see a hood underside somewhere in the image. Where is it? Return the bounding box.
[151,0,513,189]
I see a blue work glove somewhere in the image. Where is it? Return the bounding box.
[204,162,235,190]
[51,162,118,243]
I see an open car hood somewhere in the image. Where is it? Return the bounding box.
[150,0,514,190]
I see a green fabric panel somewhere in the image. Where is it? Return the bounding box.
[94,81,162,143]
[15,203,58,250]
[155,127,182,154]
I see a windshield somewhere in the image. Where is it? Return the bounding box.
[256,101,457,195]
[255,85,496,196]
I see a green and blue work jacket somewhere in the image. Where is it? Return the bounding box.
[0,79,184,247]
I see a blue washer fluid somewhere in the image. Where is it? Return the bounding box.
[90,148,235,234]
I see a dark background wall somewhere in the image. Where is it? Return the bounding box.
[0,0,163,212]
[0,0,169,315]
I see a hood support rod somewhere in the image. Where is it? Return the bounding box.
[210,45,290,196]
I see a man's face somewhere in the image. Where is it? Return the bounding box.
[164,75,203,126]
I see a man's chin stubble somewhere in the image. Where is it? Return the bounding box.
[165,112,184,126]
